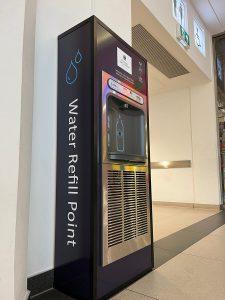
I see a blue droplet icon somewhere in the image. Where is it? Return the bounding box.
[66,61,78,85]
[65,49,83,85]
[74,49,82,64]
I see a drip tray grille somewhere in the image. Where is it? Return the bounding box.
[103,165,151,266]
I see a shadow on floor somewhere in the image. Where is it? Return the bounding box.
[154,210,225,268]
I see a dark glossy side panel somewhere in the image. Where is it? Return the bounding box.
[55,21,93,300]
[95,21,153,299]
[97,246,152,299]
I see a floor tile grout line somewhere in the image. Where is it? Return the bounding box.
[154,224,225,246]
[156,233,225,252]
[154,245,180,253]
[155,244,225,266]
[155,216,225,240]
[126,288,159,300]
[180,251,225,264]
[181,225,225,235]
[153,215,225,268]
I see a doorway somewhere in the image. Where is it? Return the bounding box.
[214,33,225,207]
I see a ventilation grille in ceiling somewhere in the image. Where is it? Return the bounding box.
[132,24,189,78]
[107,170,148,248]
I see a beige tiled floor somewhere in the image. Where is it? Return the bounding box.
[111,207,225,300]
[128,240,225,300]
[184,228,225,262]
[153,205,218,240]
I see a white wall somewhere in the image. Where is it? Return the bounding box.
[15,1,37,298]
[0,2,25,297]
[150,81,221,206]
[190,82,221,205]
[28,0,131,277]
[150,88,192,161]
[93,0,131,44]
[150,88,194,203]
[0,1,36,299]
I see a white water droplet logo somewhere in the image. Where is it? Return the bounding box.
[66,49,83,85]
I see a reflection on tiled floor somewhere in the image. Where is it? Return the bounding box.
[153,205,218,241]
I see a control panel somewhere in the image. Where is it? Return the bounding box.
[108,78,144,105]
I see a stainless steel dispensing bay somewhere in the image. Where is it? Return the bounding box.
[102,164,151,266]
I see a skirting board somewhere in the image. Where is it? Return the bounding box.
[220,204,225,211]
[27,269,53,298]
[153,201,220,210]
[25,291,30,300]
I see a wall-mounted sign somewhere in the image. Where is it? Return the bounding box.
[177,24,190,49]
[172,0,188,31]
[194,19,205,56]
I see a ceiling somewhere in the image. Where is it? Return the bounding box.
[191,0,225,35]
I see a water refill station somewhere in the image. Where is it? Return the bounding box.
[55,16,154,300]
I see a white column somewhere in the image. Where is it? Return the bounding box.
[189,34,220,206]
[150,88,194,204]
[28,0,132,278]
[189,36,221,207]
[0,0,36,299]
[190,81,221,206]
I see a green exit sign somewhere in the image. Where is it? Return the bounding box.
[177,25,190,49]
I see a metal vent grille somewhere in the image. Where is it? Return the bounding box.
[124,171,136,241]
[108,171,123,247]
[136,172,148,236]
[107,170,148,248]
[132,24,189,78]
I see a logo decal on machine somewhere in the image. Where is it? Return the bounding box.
[66,49,83,85]
[117,47,132,75]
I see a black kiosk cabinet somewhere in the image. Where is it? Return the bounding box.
[55,16,154,300]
